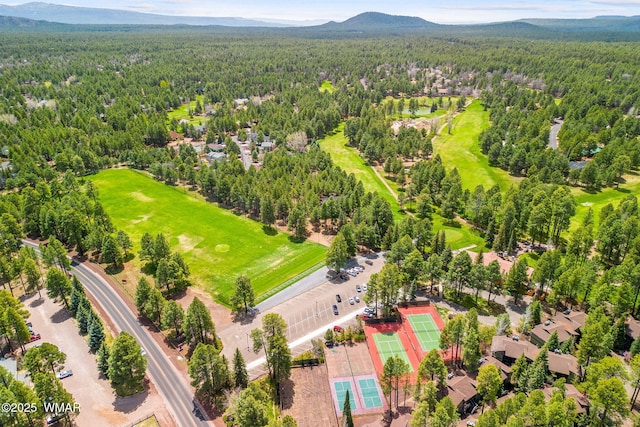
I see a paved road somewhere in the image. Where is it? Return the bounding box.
[549,119,563,150]
[25,241,209,427]
[256,253,383,312]
[230,136,252,170]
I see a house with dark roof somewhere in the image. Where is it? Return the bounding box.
[530,311,586,347]
[491,335,579,379]
[542,384,589,414]
[446,375,478,414]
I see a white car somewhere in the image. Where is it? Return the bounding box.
[141,348,147,357]
[56,370,73,379]
[348,297,355,305]
[354,295,360,303]
[362,284,368,292]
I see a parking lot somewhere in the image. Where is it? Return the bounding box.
[23,293,173,427]
[219,255,386,377]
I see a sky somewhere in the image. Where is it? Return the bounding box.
[10,0,640,24]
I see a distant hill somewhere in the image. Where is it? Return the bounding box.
[0,2,283,26]
[0,15,40,26]
[520,15,640,33]
[339,12,438,28]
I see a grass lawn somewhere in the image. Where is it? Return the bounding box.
[443,288,506,316]
[318,124,405,221]
[431,214,485,251]
[166,95,206,126]
[319,80,334,93]
[90,169,326,305]
[570,172,640,231]
[432,100,516,191]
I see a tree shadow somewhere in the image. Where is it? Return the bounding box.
[279,378,295,410]
[288,236,307,244]
[105,264,124,275]
[113,382,149,414]
[231,309,258,325]
[29,297,45,308]
[262,225,277,236]
[50,307,71,324]
[141,262,156,276]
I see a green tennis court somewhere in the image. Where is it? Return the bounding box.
[358,378,383,409]
[373,333,413,371]
[334,381,357,411]
[407,314,441,351]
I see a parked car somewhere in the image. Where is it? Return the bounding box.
[354,295,360,303]
[56,370,73,379]
[356,285,362,293]
[332,305,339,315]
[29,333,41,342]
[362,284,368,292]
[348,297,355,305]
[141,348,147,357]
[333,325,343,332]
[336,294,342,303]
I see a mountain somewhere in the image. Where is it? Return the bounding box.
[520,15,640,33]
[339,12,438,28]
[0,2,284,26]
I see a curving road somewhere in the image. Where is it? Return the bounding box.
[24,241,209,427]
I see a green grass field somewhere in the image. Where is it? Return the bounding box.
[431,214,485,251]
[570,173,640,231]
[90,169,326,305]
[319,80,334,93]
[432,100,516,191]
[167,95,206,126]
[318,124,405,221]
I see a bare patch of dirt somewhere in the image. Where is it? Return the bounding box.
[282,365,338,427]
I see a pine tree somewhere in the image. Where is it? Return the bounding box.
[89,317,105,352]
[233,348,248,389]
[76,300,91,335]
[97,342,110,377]
[342,389,354,427]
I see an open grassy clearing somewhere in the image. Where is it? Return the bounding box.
[166,94,206,126]
[431,214,485,251]
[432,100,516,191]
[318,124,405,221]
[319,80,334,93]
[90,169,326,305]
[570,172,640,231]
[382,96,458,119]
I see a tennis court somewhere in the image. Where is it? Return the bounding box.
[333,381,357,411]
[358,378,383,409]
[407,314,441,352]
[372,333,414,372]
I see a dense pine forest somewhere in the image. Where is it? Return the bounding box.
[2,25,640,426]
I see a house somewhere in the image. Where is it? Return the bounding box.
[206,152,226,162]
[481,356,511,382]
[547,352,580,378]
[491,335,538,365]
[542,384,589,414]
[168,131,183,141]
[530,311,586,347]
[491,335,579,379]
[260,141,274,152]
[446,375,478,414]
[207,143,226,152]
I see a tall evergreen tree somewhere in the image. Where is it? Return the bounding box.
[342,390,354,427]
[232,348,248,389]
